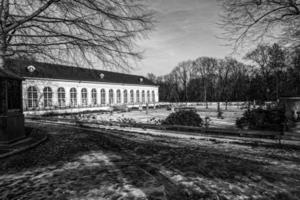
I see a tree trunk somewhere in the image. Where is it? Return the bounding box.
[0,0,8,69]
[0,51,5,69]
[204,84,208,109]
[185,81,188,105]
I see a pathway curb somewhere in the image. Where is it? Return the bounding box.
[0,135,48,159]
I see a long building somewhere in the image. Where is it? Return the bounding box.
[5,60,159,113]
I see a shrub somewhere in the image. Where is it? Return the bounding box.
[149,117,163,125]
[217,109,224,119]
[162,110,203,127]
[117,117,136,125]
[236,107,286,131]
[204,116,211,128]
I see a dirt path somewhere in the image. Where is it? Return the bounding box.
[1,122,300,200]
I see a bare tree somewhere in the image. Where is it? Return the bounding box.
[171,61,193,103]
[268,43,287,101]
[245,43,288,100]
[219,0,300,49]
[192,57,217,108]
[245,44,272,76]
[0,0,153,70]
[146,73,157,84]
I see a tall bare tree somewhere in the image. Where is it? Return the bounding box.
[0,0,153,70]
[219,0,300,49]
[171,61,193,103]
[192,57,217,108]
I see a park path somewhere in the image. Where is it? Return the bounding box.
[29,119,300,146]
[1,121,300,200]
[0,122,188,200]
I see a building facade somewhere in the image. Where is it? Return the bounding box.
[5,60,159,113]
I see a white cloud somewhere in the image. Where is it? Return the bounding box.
[134,0,234,76]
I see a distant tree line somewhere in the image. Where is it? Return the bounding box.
[148,44,300,104]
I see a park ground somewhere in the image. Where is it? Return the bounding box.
[61,107,244,129]
[0,119,299,200]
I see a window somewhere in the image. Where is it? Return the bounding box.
[70,88,77,107]
[123,90,128,104]
[142,90,145,103]
[58,87,65,107]
[43,87,53,108]
[81,88,88,106]
[27,65,36,73]
[130,90,134,104]
[136,90,140,103]
[147,91,150,103]
[152,91,155,103]
[91,89,97,105]
[27,86,38,109]
[7,80,21,110]
[117,90,121,104]
[109,89,114,104]
[101,89,106,105]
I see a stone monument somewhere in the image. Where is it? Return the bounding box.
[0,68,25,147]
[280,96,300,134]
[280,97,300,121]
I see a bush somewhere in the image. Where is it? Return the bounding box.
[236,107,286,131]
[149,117,163,125]
[117,117,136,125]
[162,110,203,127]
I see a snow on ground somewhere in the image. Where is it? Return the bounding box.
[72,108,244,129]
[0,122,299,200]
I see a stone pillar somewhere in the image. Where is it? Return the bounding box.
[77,87,82,107]
[97,88,101,106]
[120,89,123,104]
[0,80,7,114]
[113,89,117,105]
[65,87,70,107]
[0,72,25,145]
[105,89,109,106]
[52,86,58,108]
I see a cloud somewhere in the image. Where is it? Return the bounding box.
[135,0,232,76]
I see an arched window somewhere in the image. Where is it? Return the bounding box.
[123,90,128,104]
[142,90,145,103]
[130,90,134,104]
[147,91,150,103]
[91,89,97,106]
[136,90,140,103]
[109,89,114,104]
[116,89,121,104]
[58,87,65,107]
[101,89,106,105]
[70,88,77,107]
[81,88,88,106]
[152,91,155,103]
[27,86,38,109]
[43,87,52,108]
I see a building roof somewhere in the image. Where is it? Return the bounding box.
[4,59,156,86]
[0,67,23,80]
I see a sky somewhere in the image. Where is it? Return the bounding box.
[133,0,234,76]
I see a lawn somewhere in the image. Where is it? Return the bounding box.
[0,123,299,200]
[61,108,244,129]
